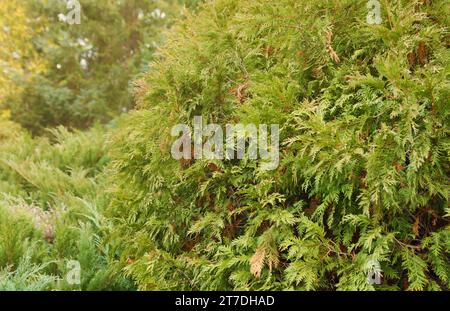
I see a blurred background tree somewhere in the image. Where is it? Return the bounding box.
[0,0,197,135]
[0,0,48,110]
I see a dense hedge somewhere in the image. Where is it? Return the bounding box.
[107,0,449,290]
[0,120,132,290]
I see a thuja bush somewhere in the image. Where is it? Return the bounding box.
[107,0,449,290]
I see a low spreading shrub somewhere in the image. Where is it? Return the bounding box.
[0,119,132,290]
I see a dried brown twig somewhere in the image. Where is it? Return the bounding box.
[325,26,340,63]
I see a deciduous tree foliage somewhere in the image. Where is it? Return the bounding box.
[0,0,47,105]
[108,0,449,290]
[1,0,187,134]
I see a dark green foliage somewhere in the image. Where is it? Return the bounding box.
[108,0,449,290]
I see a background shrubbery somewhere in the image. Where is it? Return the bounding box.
[0,0,191,134]
[0,118,133,290]
[0,0,448,291]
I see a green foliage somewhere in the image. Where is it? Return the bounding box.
[108,0,449,291]
[0,252,57,291]
[1,0,188,134]
[0,119,132,290]
[0,0,448,292]
[0,202,41,268]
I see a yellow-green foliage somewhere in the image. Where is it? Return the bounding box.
[0,0,448,292]
[108,0,449,290]
[0,203,41,267]
[0,0,47,104]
